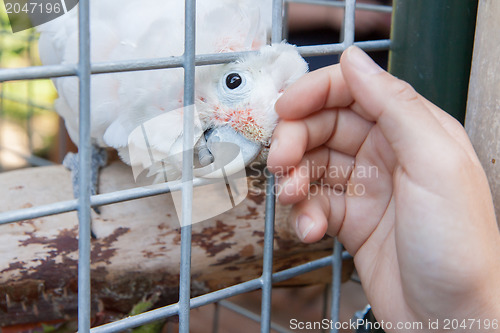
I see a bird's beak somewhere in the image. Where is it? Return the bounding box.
[194,126,261,178]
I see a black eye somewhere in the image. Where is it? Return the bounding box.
[225,73,242,89]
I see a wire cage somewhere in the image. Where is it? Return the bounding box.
[1,0,451,332]
[6,0,390,332]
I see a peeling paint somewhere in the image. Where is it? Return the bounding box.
[213,254,240,266]
[141,250,165,258]
[91,227,130,264]
[274,235,296,251]
[224,266,240,271]
[239,244,254,257]
[252,230,264,238]
[20,227,78,254]
[0,261,26,274]
[237,206,259,220]
[191,221,236,257]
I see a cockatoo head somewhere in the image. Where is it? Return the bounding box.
[123,43,307,183]
[196,43,308,167]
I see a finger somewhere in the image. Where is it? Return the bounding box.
[274,64,353,120]
[267,110,336,174]
[347,92,474,161]
[276,147,355,205]
[276,147,329,205]
[325,108,374,156]
[287,186,346,243]
[267,108,373,173]
[340,46,461,176]
[322,150,356,187]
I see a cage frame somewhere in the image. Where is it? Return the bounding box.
[0,0,393,332]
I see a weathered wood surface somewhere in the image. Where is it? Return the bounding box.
[465,0,500,226]
[0,162,353,326]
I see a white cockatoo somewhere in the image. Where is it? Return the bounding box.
[38,0,308,189]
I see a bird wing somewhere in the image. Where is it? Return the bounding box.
[38,0,271,147]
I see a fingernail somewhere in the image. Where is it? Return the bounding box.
[296,215,315,241]
[347,46,383,75]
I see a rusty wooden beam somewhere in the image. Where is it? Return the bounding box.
[0,162,353,326]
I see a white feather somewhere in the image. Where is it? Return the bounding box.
[38,0,307,180]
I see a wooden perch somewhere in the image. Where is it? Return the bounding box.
[0,162,353,326]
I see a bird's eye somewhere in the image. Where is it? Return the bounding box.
[218,71,250,105]
[225,73,242,89]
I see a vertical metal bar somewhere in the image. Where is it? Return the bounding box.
[329,2,355,332]
[77,0,92,331]
[321,284,329,333]
[212,302,220,333]
[282,2,290,41]
[329,238,343,333]
[179,0,196,331]
[342,0,356,47]
[260,168,276,333]
[271,0,283,44]
[260,2,283,331]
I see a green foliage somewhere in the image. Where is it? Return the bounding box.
[0,7,58,160]
[129,294,166,333]
[41,321,78,333]
[0,7,57,119]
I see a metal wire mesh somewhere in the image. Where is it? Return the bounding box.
[0,0,392,332]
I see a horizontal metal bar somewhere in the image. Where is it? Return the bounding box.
[0,63,78,82]
[0,52,253,82]
[272,251,352,283]
[286,0,393,13]
[299,39,391,57]
[0,40,390,83]
[218,300,293,333]
[0,95,54,111]
[0,177,215,225]
[91,303,180,333]
[91,252,351,333]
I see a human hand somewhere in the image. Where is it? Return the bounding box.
[267,46,500,330]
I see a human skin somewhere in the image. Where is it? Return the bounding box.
[267,46,500,331]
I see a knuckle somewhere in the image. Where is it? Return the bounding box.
[439,148,475,176]
[392,79,420,103]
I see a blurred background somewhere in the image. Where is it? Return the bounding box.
[0,9,60,172]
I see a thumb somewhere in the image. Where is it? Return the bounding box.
[340,46,456,168]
